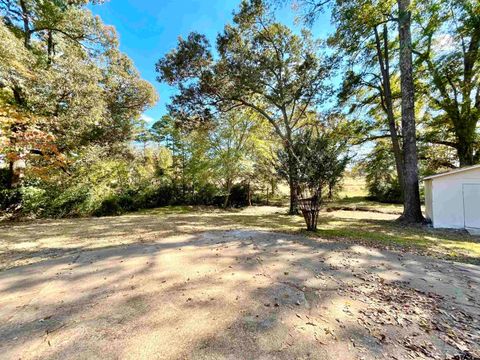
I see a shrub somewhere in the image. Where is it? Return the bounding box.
[0,188,21,211]
[193,183,222,206]
[367,178,402,203]
[229,183,250,207]
[0,168,10,188]
[20,186,48,215]
[139,184,175,208]
[364,142,403,204]
[93,197,125,217]
[47,186,90,217]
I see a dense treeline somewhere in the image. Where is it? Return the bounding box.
[0,0,160,216]
[1,0,478,222]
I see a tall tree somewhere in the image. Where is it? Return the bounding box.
[325,0,404,196]
[0,0,157,188]
[210,110,266,207]
[414,0,480,166]
[286,0,424,222]
[156,0,332,214]
[397,0,423,222]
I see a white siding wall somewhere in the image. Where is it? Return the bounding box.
[431,168,480,228]
[424,179,433,222]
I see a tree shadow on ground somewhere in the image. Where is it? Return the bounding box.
[0,225,478,359]
[1,208,479,272]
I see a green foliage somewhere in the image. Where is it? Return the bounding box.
[0,0,157,192]
[278,128,349,200]
[20,186,48,214]
[414,0,480,166]
[364,142,402,203]
[0,188,21,211]
[156,0,333,213]
[229,183,251,208]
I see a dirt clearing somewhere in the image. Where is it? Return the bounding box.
[0,207,479,359]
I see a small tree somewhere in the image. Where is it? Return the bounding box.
[278,129,349,230]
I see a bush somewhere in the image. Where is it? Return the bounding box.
[0,188,21,211]
[229,183,250,207]
[364,142,403,204]
[93,197,125,217]
[21,186,48,215]
[47,186,90,217]
[193,183,222,206]
[367,178,402,203]
[136,184,173,208]
[116,190,139,211]
[0,168,10,188]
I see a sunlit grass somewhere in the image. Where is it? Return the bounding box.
[135,202,479,264]
[129,183,479,264]
[217,207,480,264]
[312,213,480,263]
[136,205,197,215]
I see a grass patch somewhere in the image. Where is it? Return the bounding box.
[136,205,197,215]
[326,196,404,214]
[310,212,480,264]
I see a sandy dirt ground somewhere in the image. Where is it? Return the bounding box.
[0,207,479,359]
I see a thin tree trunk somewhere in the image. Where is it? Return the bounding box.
[47,30,54,65]
[19,0,31,48]
[288,151,299,215]
[397,0,424,223]
[223,179,232,208]
[289,180,299,214]
[374,25,405,198]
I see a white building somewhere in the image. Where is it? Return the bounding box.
[424,164,480,232]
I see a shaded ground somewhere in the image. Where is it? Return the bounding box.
[0,207,479,359]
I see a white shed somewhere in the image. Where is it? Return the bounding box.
[424,164,480,231]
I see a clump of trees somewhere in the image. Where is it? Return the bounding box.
[3,0,476,227]
[0,0,158,216]
[156,0,334,214]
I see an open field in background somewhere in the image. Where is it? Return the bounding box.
[274,176,409,214]
[337,177,369,198]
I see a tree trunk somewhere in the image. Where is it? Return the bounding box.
[19,0,31,48]
[397,0,424,223]
[223,179,232,208]
[374,25,405,198]
[455,120,477,166]
[47,30,54,65]
[288,154,298,215]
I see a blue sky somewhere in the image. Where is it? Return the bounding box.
[90,0,333,125]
